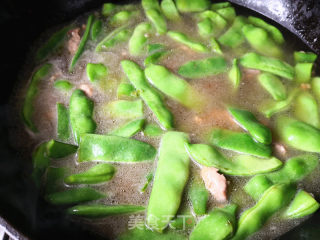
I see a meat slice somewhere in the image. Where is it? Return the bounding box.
[200,166,228,202]
[79,84,93,97]
[67,28,81,55]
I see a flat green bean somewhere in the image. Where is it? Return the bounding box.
[294,51,317,63]
[229,59,241,89]
[109,119,145,137]
[218,16,247,48]
[64,163,116,184]
[198,10,228,33]
[143,123,163,137]
[22,63,52,132]
[102,3,116,17]
[216,7,236,22]
[129,22,152,56]
[209,37,223,54]
[117,83,136,97]
[178,57,227,79]
[176,0,210,12]
[187,144,282,176]
[78,133,156,162]
[276,116,320,152]
[211,2,232,10]
[121,60,174,129]
[142,0,167,34]
[86,63,108,82]
[105,100,144,119]
[96,26,131,52]
[167,31,209,53]
[294,91,320,128]
[243,175,272,201]
[69,89,96,143]
[140,172,153,193]
[54,80,73,91]
[147,132,190,232]
[188,180,208,215]
[190,204,237,240]
[57,103,70,141]
[145,64,203,109]
[161,0,180,21]
[67,204,145,218]
[295,63,313,83]
[69,14,93,72]
[228,107,272,144]
[197,18,214,37]
[312,77,320,101]
[209,129,272,157]
[109,11,137,27]
[31,142,50,187]
[46,140,77,158]
[91,19,102,40]
[258,73,287,100]
[240,52,294,80]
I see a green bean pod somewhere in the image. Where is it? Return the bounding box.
[102,3,116,17]
[143,123,163,137]
[46,187,105,205]
[312,77,320,101]
[22,63,52,132]
[293,91,320,128]
[258,73,287,100]
[96,26,131,52]
[248,16,285,44]
[232,183,296,240]
[276,116,320,152]
[218,16,247,48]
[69,89,96,144]
[283,190,320,219]
[243,175,272,201]
[121,60,174,129]
[188,180,209,215]
[31,142,50,187]
[229,59,241,89]
[228,107,272,144]
[240,52,294,80]
[105,100,144,119]
[142,0,167,34]
[187,144,282,176]
[144,49,168,66]
[145,64,203,109]
[176,0,210,12]
[140,172,153,193]
[209,129,272,158]
[161,0,180,21]
[147,132,190,232]
[212,2,232,10]
[46,140,78,158]
[198,10,228,31]
[295,63,313,83]
[67,204,145,218]
[64,163,116,184]
[169,209,195,230]
[178,57,227,79]
[198,18,214,37]
[57,103,70,141]
[91,19,102,40]
[109,119,145,137]
[109,10,137,27]
[117,83,136,97]
[54,80,73,91]
[129,22,153,56]
[36,25,72,61]
[69,14,94,72]
[294,51,317,63]
[242,24,283,58]
[209,37,223,54]
[78,134,156,162]
[216,7,236,22]
[86,63,108,82]
[190,204,237,240]
[167,31,209,53]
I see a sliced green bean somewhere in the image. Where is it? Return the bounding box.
[248,16,284,44]
[22,63,52,132]
[86,63,108,82]
[147,132,190,232]
[69,14,94,72]
[294,51,317,63]
[283,190,320,219]
[187,144,281,176]
[145,64,203,109]
[294,91,320,128]
[259,88,299,118]
[228,107,272,144]
[161,0,180,21]
[69,89,96,143]
[68,204,145,218]
[64,163,115,185]
[242,24,283,58]
[218,16,247,48]
[167,31,209,53]
[142,0,167,34]
[91,19,102,40]
[121,60,174,129]
[109,10,137,27]
[243,175,272,201]
[295,63,313,83]
[190,204,237,240]
[36,25,71,61]
[57,103,70,141]
[229,59,241,89]
[176,0,210,12]
[129,22,153,56]
[46,187,105,205]
[211,2,231,10]
[143,123,163,137]
[109,119,145,137]
[117,83,136,98]
[144,50,168,66]
[209,37,223,54]
[54,80,73,91]
[140,172,153,193]
[198,10,228,32]
[209,129,272,157]
[258,73,286,100]
[46,140,77,158]
[102,3,116,17]
[78,133,156,162]
[311,77,320,101]
[232,183,296,240]
[276,116,320,152]
[105,100,144,119]
[197,18,214,37]
[188,180,208,215]
[96,26,131,52]
[216,7,236,22]
[178,57,227,79]
[240,52,294,80]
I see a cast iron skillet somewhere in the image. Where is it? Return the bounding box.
[1,0,320,239]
